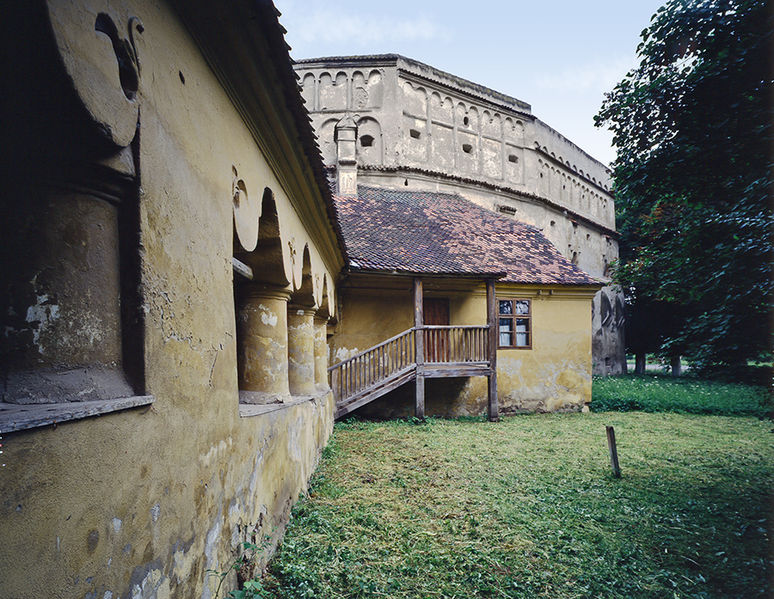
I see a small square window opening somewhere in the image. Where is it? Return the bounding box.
[497,298,531,349]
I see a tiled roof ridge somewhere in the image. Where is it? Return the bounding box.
[355,184,545,235]
[334,185,600,286]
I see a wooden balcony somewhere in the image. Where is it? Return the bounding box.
[328,278,500,421]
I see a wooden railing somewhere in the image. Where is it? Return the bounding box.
[328,325,491,407]
[424,325,489,364]
[328,328,416,403]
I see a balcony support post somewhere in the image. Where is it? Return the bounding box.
[413,277,425,419]
[486,279,499,422]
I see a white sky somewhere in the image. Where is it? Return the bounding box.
[275,0,666,166]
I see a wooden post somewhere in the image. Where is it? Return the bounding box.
[486,279,499,422]
[606,426,621,478]
[414,277,425,419]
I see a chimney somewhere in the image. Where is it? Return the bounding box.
[334,116,357,196]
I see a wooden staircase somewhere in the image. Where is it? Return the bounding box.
[328,325,492,419]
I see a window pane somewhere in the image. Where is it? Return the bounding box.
[515,300,530,315]
[499,300,512,315]
[515,317,529,346]
[499,317,513,346]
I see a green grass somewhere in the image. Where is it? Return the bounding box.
[592,374,770,417]
[251,412,772,598]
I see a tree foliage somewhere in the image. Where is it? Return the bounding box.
[596,0,773,374]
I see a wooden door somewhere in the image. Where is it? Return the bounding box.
[423,298,449,362]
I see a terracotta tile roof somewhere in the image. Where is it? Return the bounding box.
[336,186,600,286]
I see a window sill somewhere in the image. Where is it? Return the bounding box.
[0,395,155,433]
[239,389,330,418]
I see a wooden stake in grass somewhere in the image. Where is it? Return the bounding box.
[606,426,621,478]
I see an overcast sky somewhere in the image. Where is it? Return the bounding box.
[275,0,666,166]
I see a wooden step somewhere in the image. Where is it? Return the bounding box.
[335,365,416,419]
[423,362,491,378]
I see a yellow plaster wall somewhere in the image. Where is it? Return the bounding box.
[331,288,414,363]
[0,3,340,598]
[332,282,593,418]
[494,287,593,414]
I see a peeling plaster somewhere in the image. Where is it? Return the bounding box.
[257,304,278,327]
[200,438,233,468]
[25,293,60,350]
[129,567,169,599]
[334,346,359,362]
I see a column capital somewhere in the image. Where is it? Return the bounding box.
[288,304,317,317]
[242,284,292,302]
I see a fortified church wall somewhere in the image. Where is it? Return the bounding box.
[294,55,625,374]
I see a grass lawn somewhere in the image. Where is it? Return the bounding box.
[592,374,770,417]
[253,409,773,598]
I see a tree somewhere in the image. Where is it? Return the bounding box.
[596,0,772,376]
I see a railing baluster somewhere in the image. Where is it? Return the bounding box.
[330,326,493,406]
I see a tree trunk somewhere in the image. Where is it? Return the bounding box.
[670,355,681,377]
[635,353,646,375]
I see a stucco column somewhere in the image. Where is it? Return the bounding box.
[237,285,291,403]
[313,315,329,391]
[287,306,317,396]
[3,179,134,403]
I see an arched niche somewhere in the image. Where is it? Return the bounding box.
[481,110,500,137]
[236,188,290,287]
[318,118,338,165]
[316,274,332,320]
[466,106,479,131]
[455,102,467,127]
[301,73,316,110]
[352,70,383,110]
[357,116,383,166]
[402,81,427,117]
[290,243,315,307]
[367,70,383,108]
[352,71,367,109]
[539,162,549,196]
[505,118,524,144]
[318,71,347,110]
[430,92,453,124]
